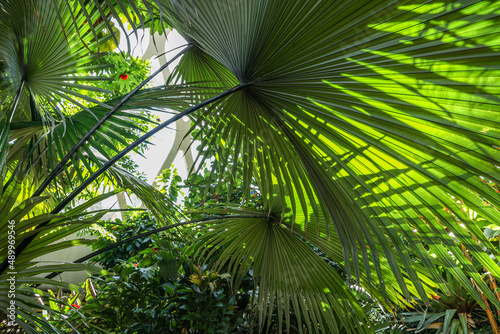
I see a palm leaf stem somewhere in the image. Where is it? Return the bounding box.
[32,45,192,198]
[461,239,500,334]
[43,214,264,280]
[8,79,25,122]
[0,82,248,275]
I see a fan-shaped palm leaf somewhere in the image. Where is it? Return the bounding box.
[0,0,115,120]
[152,0,500,330]
[0,0,114,182]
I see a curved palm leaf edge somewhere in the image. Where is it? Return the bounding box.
[0,1,192,331]
[163,0,500,332]
[1,0,500,333]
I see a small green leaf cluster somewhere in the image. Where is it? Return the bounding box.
[181,161,264,218]
[92,53,152,99]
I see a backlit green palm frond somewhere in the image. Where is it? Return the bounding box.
[0,173,110,333]
[163,0,500,319]
[58,0,168,52]
[193,211,371,334]
[163,45,241,177]
[101,157,182,222]
[286,209,439,310]
[0,0,115,178]
[168,44,239,90]
[274,175,439,309]
[193,194,437,333]
[0,0,114,121]
[7,85,194,200]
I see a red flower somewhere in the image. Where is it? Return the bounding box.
[71,304,81,309]
[120,74,129,80]
[133,263,138,267]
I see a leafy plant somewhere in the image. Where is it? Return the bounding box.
[89,212,161,269]
[0,0,187,331]
[3,0,500,333]
[0,173,112,333]
[402,267,493,334]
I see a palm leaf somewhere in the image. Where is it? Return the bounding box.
[55,0,168,52]
[100,156,182,221]
[193,211,371,334]
[5,84,198,224]
[7,85,194,189]
[159,0,500,325]
[0,0,114,180]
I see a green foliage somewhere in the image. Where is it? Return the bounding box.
[91,52,152,100]
[65,226,249,334]
[395,267,495,334]
[59,51,154,179]
[0,0,113,123]
[0,172,112,333]
[378,325,406,334]
[161,2,500,322]
[3,0,500,333]
[42,278,96,320]
[157,166,184,206]
[90,212,160,269]
[165,154,265,222]
[0,1,187,331]
[59,50,151,118]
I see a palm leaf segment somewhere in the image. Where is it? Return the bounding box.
[195,208,370,334]
[8,86,194,217]
[159,0,500,326]
[0,172,109,334]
